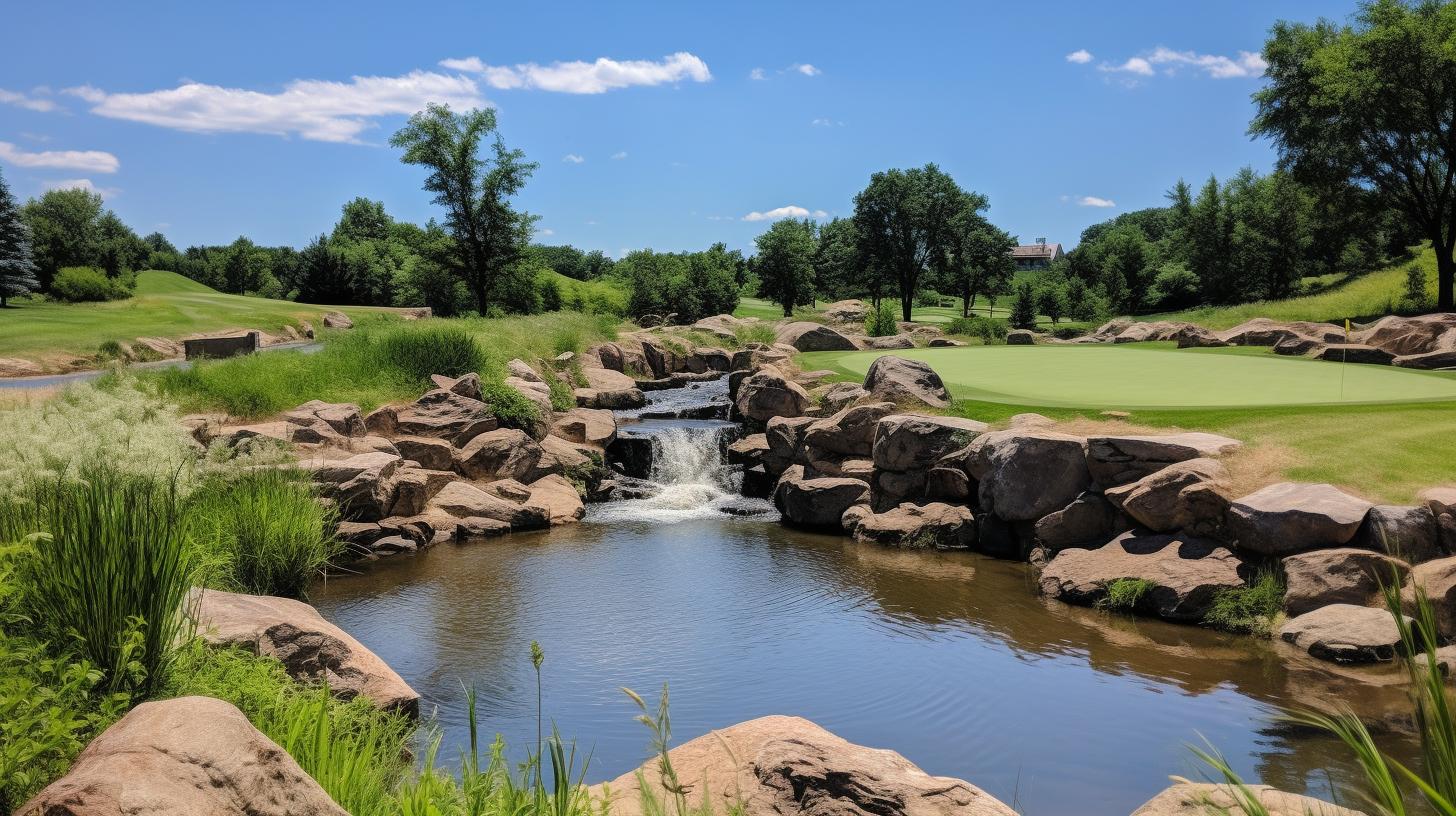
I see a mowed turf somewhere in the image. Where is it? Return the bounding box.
[0,271,387,368]
[801,344,1456,409]
[800,344,1456,502]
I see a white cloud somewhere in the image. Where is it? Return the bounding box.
[749,67,766,81]
[65,71,486,143]
[743,205,827,222]
[562,153,585,164]
[43,178,120,197]
[0,141,119,173]
[441,52,710,94]
[1096,47,1267,80]
[1077,195,1117,208]
[792,63,821,76]
[610,150,628,160]
[0,88,57,112]
[810,117,842,127]
[539,228,555,236]
[1065,49,1093,64]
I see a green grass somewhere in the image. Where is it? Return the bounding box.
[543,269,628,316]
[800,344,1456,502]
[0,270,391,370]
[1202,570,1284,635]
[733,296,805,320]
[1146,247,1439,329]
[1096,578,1156,612]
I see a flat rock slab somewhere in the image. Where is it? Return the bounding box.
[1317,343,1394,365]
[591,715,1016,816]
[1039,531,1247,622]
[1228,482,1372,556]
[17,696,348,816]
[851,502,975,549]
[1280,603,1409,664]
[778,475,870,529]
[1131,782,1366,816]
[193,588,419,715]
[1282,548,1410,616]
[872,413,988,473]
[1086,432,1242,487]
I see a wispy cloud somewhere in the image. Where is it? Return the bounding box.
[610,150,628,160]
[749,67,766,81]
[66,71,485,143]
[1077,195,1117,208]
[440,52,710,94]
[810,117,842,127]
[791,63,821,77]
[743,205,827,222]
[539,228,555,236]
[43,178,120,198]
[1065,49,1093,65]
[0,88,58,112]
[562,153,585,164]
[1095,46,1267,80]
[0,141,119,173]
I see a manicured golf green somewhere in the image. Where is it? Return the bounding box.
[800,344,1456,409]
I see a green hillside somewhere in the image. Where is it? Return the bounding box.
[0,271,388,370]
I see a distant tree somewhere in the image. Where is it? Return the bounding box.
[1009,281,1037,329]
[754,219,818,317]
[95,211,148,278]
[811,217,860,302]
[142,232,177,255]
[392,221,468,315]
[942,207,1016,317]
[0,168,40,307]
[1187,175,1233,303]
[852,164,972,321]
[1149,263,1201,309]
[1036,283,1067,324]
[1253,0,1456,310]
[1162,179,1194,265]
[20,187,104,290]
[333,198,393,243]
[392,104,538,315]
[1098,223,1152,311]
[582,249,615,280]
[689,242,744,316]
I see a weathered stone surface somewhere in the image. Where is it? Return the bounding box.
[1218,318,1342,347]
[430,371,485,400]
[1282,548,1411,616]
[388,468,456,517]
[926,337,966,347]
[1317,343,1394,365]
[728,433,770,467]
[870,334,915,349]
[803,401,895,457]
[323,310,353,329]
[819,382,871,412]
[862,355,953,408]
[1421,487,1456,552]
[1006,329,1035,345]
[779,474,870,529]
[736,369,811,423]
[1131,782,1366,816]
[1112,321,1198,344]
[591,715,1016,816]
[821,299,869,322]
[538,434,594,475]
[1039,532,1247,621]
[765,416,816,473]
[393,389,497,444]
[454,428,546,482]
[776,321,857,352]
[584,366,638,391]
[505,376,554,417]
[1085,432,1242,488]
[193,588,418,714]
[285,400,365,438]
[575,386,647,410]
[1104,458,1227,534]
[1034,492,1119,551]
[1173,325,1228,349]
[428,480,549,529]
[0,357,45,377]
[852,502,975,549]
[1354,504,1443,563]
[1354,313,1456,356]
[961,429,1089,522]
[1228,483,1372,555]
[307,452,402,521]
[1280,604,1409,664]
[16,696,349,816]
[873,414,988,473]
[924,466,971,502]
[1394,349,1456,369]
[526,474,586,524]
[393,435,454,471]
[1404,556,1456,639]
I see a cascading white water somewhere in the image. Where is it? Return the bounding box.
[591,423,773,524]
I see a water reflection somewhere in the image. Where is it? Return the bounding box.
[312,517,1416,816]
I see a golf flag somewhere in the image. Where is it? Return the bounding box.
[1344,318,1351,342]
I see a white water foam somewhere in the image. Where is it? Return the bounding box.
[590,425,773,524]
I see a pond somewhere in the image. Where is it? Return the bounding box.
[311,387,1417,816]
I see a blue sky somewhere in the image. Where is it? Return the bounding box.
[0,0,1356,256]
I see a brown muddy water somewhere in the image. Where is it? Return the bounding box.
[312,511,1420,815]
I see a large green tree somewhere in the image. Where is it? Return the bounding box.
[940,205,1016,317]
[811,217,861,302]
[754,219,818,317]
[852,164,972,321]
[392,104,538,315]
[0,168,40,307]
[20,187,104,290]
[1253,0,1456,310]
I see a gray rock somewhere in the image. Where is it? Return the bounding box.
[1038,531,1247,621]
[1228,482,1373,555]
[1006,329,1035,345]
[765,416,816,473]
[736,368,811,423]
[1354,504,1443,563]
[862,355,953,408]
[1282,548,1411,616]
[803,401,895,457]
[778,474,870,530]
[872,413,988,473]
[1034,492,1120,551]
[1280,604,1409,663]
[775,321,857,352]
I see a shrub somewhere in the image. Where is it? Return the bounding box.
[864,301,898,337]
[1202,570,1284,635]
[1009,282,1037,329]
[6,466,194,697]
[1097,578,1156,613]
[50,266,132,302]
[734,322,776,346]
[1404,263,1430,310]
[946,315,1009,344]
[185,468,341,599]
[372,322,488,385]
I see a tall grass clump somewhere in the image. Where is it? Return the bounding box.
[0,378,196,499]
[185,467,341,598]
[373,321,489,384]
[1202,570,1284,635]
[1097,577,1156,613]
[864,302,898,337]
[733,322,777,346]
[6,466,193,698]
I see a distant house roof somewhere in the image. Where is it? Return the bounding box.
[1011,242,1063,260]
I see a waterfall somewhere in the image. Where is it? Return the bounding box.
[593,421,773,524]
[648,426,730,488]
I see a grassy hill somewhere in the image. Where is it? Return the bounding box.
[541,269,628,315]
[0,270,389,370]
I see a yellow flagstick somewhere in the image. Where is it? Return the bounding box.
[1339,318,1351,400]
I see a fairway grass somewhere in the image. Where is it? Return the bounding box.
[0,270,388,368]
[800,343,1456,502]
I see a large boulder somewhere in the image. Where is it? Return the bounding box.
[1173,325,1228,348]
[1103,458,1227,534]
[1131,782,1366,816]
[1085,432,1242,488]
[389,388,497,445]
[454,428,547,482]
[526,474,586,524]
[1112,321,1197,343]
[551,407,617,448]
[821,299,869,323]
[306,452,402,521]
[393,435,455,471]
[852,502,975,549]
[1317,343,1394,365]
[591,715,1016,816]
[873,414,988,473]
[1353,313,1456,356]
[1279,604,1410,663]
[192,589,419,714]
[1354,504,1444,563]
[1005,329,1035,345]
[1034,492,1120,551]
[803,401,896,458]
[1282,548,1411,616]
[1421,487,1456,551]
[778,474,870,530]
[428,480,549,530]
[736,369,811,423]
[862,355,953,408]
[765,416,817,473]
[1404,556,1456,639]
[1038,532,1248,621]
[284,400,365,438]
[16,696,349,816]
[1394,349,1456,369]
[775,321,857,352]
[387,468,457,517]
[960,429,1090,522]
[1218,318,1342,347]
[1227,483,1373,555]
